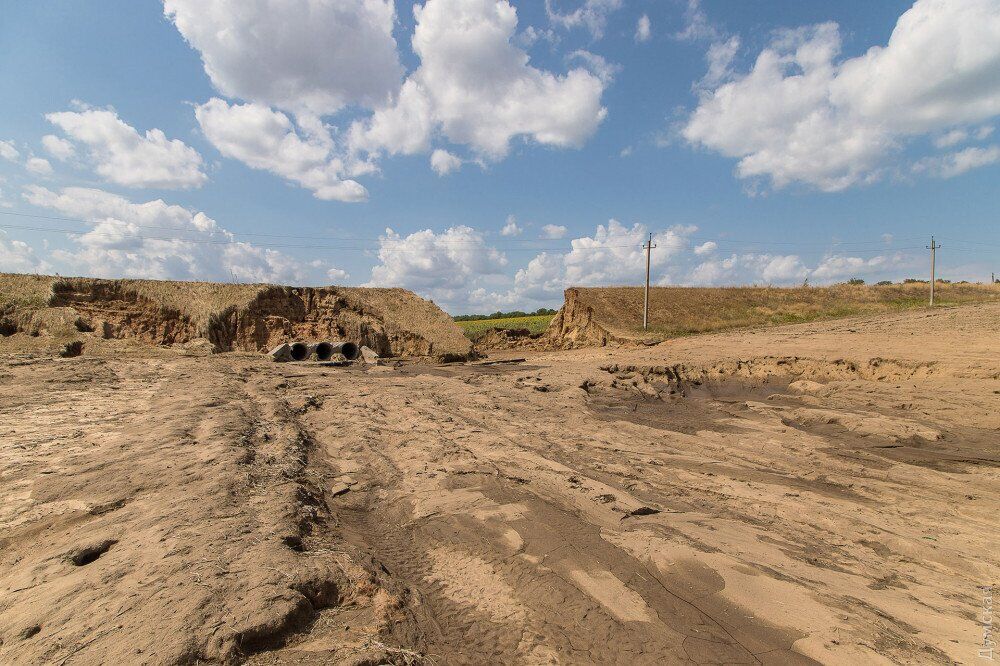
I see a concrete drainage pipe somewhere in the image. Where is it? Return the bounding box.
[329,341,360,361]
[310,341,335,361]
[289,342,309,361]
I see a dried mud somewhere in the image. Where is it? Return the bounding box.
[1,303,998,664]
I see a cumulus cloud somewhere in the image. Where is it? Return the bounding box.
[688,251,911,286]
[501,215,523,236]
[693,240,717,256]
[508,220,696,304]
[635,14,651,43]
[366,225,508,309]
[567,50,620,85]
[913,144,1000,179]
[195,98,367,202]
[165,0,610,195]
[700,36,740,89]
[21,185,330,283]
[545,0,623,39]
[351,0,609,161]
[540,224,568,239]
[41,134,75,161]
[429,149,463,176]
[326,267,349,282]
[26,157,54,176]
[0,231,51,274]
[46,107,207,189]
[683,0,1000,191]
[164,0,403,116]
[1,140,21,162]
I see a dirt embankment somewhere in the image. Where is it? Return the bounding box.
[541,283,1000,349]
[0,274,472,360]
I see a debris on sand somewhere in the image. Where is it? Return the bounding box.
[360,345,381,364]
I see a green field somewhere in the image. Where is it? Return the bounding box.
[455,314,554,339]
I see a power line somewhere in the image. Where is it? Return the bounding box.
[1,220,933,257]
[0,209,933,250]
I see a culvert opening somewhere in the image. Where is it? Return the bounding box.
[290,342,309,361]
[337,342,360,360]
[313,342,334,361]
[69,539,117,566]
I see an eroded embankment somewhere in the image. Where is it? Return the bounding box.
[599,355,942,383]
[540,283,1000,350]
[543,287,630,348]
[0,275,472,360]
[591,354,1000,471]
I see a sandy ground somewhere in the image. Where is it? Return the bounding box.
[1,303,997,665]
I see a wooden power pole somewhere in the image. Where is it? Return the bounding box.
[643,233,656,330]
[927,236,940,306]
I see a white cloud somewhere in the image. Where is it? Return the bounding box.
[540,224,567,239]
[163,0,403,117]
[46,107,206,189]
[326,267,349,282]
[26,157,53,176]
[41,134,76,161]
[507,220,696,304]
[934,129,969,149]
[683,0,1000,191]
[430,149,463,176]
[693,240,717,255]
[501,215,523,236]
[700,36,740,88]
[0,231,51,274]
[517,25,558,49]
[195,98,367,202]
[674,0,721,42]
[688,251,911,286]
[351,0,609,161]
[635,14,651,43]
[164,0,609,194]
[913,144,1000,178]
[545,0,623,40]
[22,185,317,283]
[976,125,995,140]
[366,225,508,309]
[567,49,620,85]
[0,140,21,162]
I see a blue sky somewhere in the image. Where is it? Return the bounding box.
[1,0,998,313]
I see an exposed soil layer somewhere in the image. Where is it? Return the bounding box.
[1,274,472,360]
[542,283,1000,348]
[1,303,997,664]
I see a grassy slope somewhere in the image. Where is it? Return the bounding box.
[570,283,1000,340]
[457,314,555,339]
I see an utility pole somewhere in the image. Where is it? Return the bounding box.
[927,236,940,306]
[643,233,656,330]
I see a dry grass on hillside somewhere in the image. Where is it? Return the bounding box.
[0,274,58,310]
[0,273,268,321]
[340,287,472,357]
[571,282,1000,340]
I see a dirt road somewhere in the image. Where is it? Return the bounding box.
[1,304,997,664]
